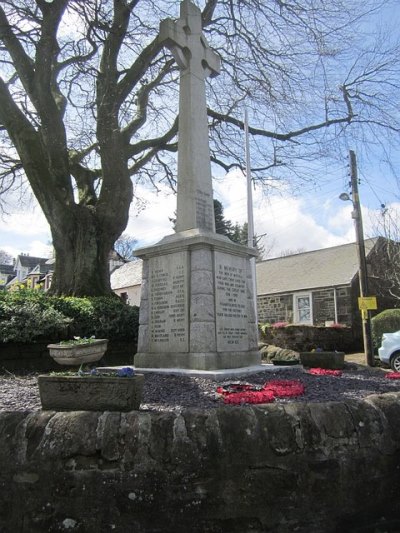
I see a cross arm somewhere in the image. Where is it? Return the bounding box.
[201,35,220,77]
[159,19,189,69]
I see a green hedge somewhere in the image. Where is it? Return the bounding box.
[0,289,139,343]
[371,308,400,349]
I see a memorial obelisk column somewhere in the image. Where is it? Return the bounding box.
[134,1,260,372]
[159,1,219,233]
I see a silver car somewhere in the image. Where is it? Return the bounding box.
[378,331,400,371]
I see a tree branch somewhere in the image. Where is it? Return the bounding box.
[207,106,356,142]
[122,58,175,140]
[0,7,36,103]
[117,38,164,105]
[127,116,179,157]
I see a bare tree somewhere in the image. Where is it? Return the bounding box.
[0,0,399,295]
[115,234,138,262]
[279,248,307,258]
[369,208,400,302]
[0,249,13,265]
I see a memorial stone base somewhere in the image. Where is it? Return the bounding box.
[134,230,261,371]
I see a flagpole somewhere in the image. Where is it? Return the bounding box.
[244,110,258,324]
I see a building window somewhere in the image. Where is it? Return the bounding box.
[120,292,128,303]
[294,293,312,324]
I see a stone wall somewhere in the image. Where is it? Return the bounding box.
[336,285,353,324]
[312,288,333,324]
[258,293,293,324]
[0,341,136,373]
[260,324,358,352]
[1,395,400,532]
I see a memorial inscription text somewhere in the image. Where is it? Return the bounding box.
[215,253,249,350]
[149,253,188,352]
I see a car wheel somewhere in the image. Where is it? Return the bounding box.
[390,352,400,372]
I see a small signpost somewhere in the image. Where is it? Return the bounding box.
[358,296,377,319]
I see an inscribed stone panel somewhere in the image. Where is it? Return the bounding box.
[148,252,189,353]
[214,252,249,351]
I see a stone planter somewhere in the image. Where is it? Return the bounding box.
[47,339,108,365]
[38,374,144,411]
[300,351,345,370]
[272,359,299,366]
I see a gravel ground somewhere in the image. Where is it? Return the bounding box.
[0,363,399,413]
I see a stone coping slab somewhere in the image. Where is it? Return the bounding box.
[97,363,302,380]
[134,229,258,258]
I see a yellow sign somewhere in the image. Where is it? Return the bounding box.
[358,296,377,311]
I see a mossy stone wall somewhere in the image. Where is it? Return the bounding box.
[1,394,400,532]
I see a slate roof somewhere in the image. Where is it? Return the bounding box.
[110,260,143,290]
[0,264,15,275]
[256,238,379,296]
[18,255,49,269]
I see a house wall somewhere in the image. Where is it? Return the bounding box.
[113,285,141,306]
[258,286,353,326]
[257,294,293,323]
[336,286,353,325]
[312,288,335,325]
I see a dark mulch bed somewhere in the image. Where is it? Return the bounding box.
[0,362,399,413]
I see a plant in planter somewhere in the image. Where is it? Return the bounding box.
[42,336,143,411]
[47,336,108,365]
[38,366,144,412]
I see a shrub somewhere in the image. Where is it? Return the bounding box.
[371,309,400,349]
[0,299,71,343]
[76,296,139,341]
[260,344,299,363]
[0,290,139,343]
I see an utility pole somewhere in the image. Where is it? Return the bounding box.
[349,150,374,366]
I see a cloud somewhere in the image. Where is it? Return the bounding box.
[125,184,177,246]
[0,204,52,259]
[214,170,353,258]
[1,241,52,260]
[0,208,50,237]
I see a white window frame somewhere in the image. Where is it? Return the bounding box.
[294,292,313,324]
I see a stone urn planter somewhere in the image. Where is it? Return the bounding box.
[47,338,108,365]
[300,351,345,370]
[38,372,144,411]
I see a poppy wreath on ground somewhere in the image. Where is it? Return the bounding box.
[385,372,400,380]
[307,368,343,376]
[216,380,305,405]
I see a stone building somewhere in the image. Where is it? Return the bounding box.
[110,260,142,306]
[256,237,398,333]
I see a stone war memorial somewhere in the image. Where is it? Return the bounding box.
[134,0,260,373]
[2,3,400,532]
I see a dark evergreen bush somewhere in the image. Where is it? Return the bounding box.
[0,289,139,343]
[371,309,400,349]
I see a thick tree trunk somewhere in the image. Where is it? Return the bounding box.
[48,205,118,296]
